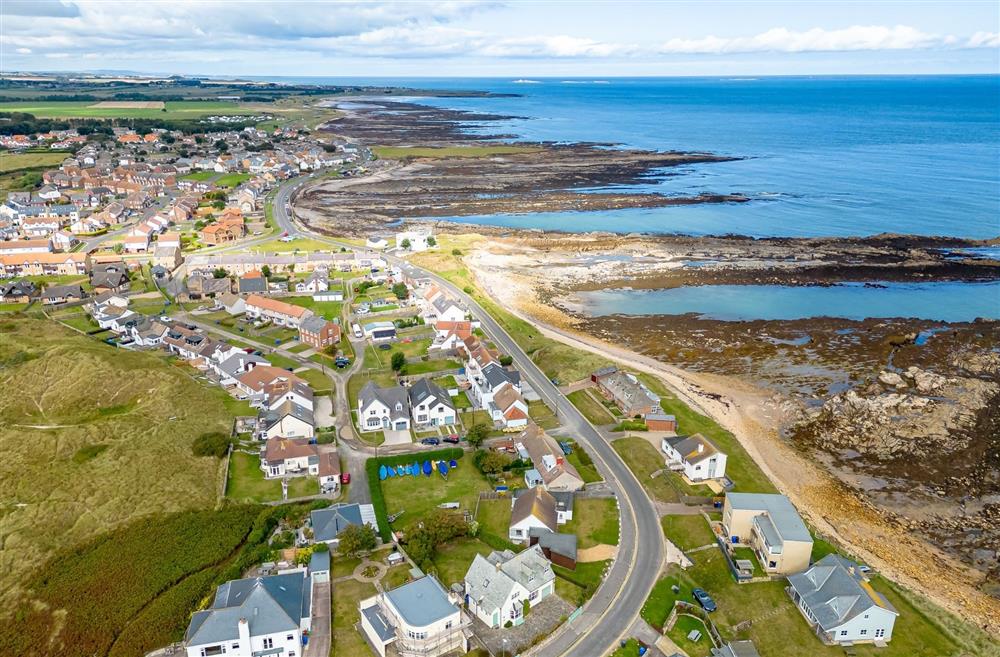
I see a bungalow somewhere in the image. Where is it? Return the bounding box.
[90,262,130,293]
[359,576,467,657]
[128,316,170,347]
[157,231,181,249]
[245,294,312,328]
[218,292,246,316]
[508,486,573,544]
[298,315,340,350]
[215,351,269,387]
[90,303,136,331]
[358,382,410,432]
[258,400,315,440]
[426,295,466,323]
[463,546,555,629]
[0,279,36,303]
[592,366,659,417]
[310,503,378,546]
[69,217,107,235]
[236,366,305,405]
[40,284,85,305]
[408,379,456,428]
[517,424,585,492]
[430,320,473,354]
[183,571,312,657]
[238,270,268,294]
[787,554,898,646]
[662,433,728,482]
[722,493,813,575]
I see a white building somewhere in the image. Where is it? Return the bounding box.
[357,382,411,432]
[395,229,433,252]
[508,487,573,544]
[662,433,728,482]
[463,546,555,629]
[184,571,312,657]
[408,379,456,428]
[359,576,468,657]
[787,554,898,646]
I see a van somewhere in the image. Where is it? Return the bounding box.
[352,323,363,339]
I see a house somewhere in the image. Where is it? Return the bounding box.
[0,239,52,255]
[236,366,305,405]
[787,554,898,646]
[199,211,246,245]
[298,315,340,350]
[215,351,269,386]
[261,437,319,478]
[185,271,231,298]
[662,433,728,482]
[646,411,678,432]
[427,295,466,323]
[238,270,268,294]
[218,292,246,315]
[430,320,473,353]
[128,316,170,347]
[310,503,378,545]
[509,486,563,543]
[296,270,329,293]
[395,229,434,252]
[258,400,315,440]
[0,252,89,278]
[51,230,78,252]
[153,245,182,270]
[365,236,388,250]
[183,571,312,657]
[358,382,410,432]
[90,302,136,331]
[122,233,150,253]
[492,385,529,431]
[711,641,762,657]
[592,366,659,417]
[362,320,396,341]
[245,294,312,328]
[0,279,36,303]
[722,493,813,575]
[528,528,578,570]
[158,231,181,249]
[517,425,585,492]
[463,546,555,629]
[359,576,468,657]
[408,379,456,428]
[266,380,315,412]
[40,284,85,305]
[90,262,131,293]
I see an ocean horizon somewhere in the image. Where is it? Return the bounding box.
[255,74,1000,240]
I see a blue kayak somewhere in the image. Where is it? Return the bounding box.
[449,459,458,468]
[378,465,387,480]
[439,461,449,476]
[422,460,432,476]
[387,467,395,478]
[413,462,420,477]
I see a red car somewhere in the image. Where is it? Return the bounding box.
[341,472,351,485]
[443,434,461,444]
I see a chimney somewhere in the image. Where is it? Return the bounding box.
[697,444,704,454]
[238,617,251,645]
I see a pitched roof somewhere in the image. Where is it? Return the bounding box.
[237,365,304,394]
[482,362,519,391]
[787,554,897,632]
[260,400,314,430]
[359,381,409,420]
[408,378,454,411]
[311,503,364,542]
[511,486,558,533]
[528,528,577,560]
[665,433,720,465]
[518,425,583,488]
[246,293,309,318]
[263,437,318,465]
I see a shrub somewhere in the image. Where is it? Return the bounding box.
[451,248,463,256]
[499,355,513,367]
[191,431,232,458]
[338,523,378,558]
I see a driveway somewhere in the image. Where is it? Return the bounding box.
[313,395,335,427]
[472,595,574,657]
[381,429,412,446]
[303,581,330,657]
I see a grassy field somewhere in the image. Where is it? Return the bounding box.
[373,145,543,160]
[562,498,619,549]
[180,171,216,182]
[295,368,333,395]
[381,454,490,533]
[215,172,251,188]
[0,100,255,119]
[0,151,68,174]
[567,389,616,424]
[561,440,602,483]
[0,318,234,596]
[226,450,317,501]
[527,399,560,430]
[332,578,377,657]
[284,295,342,320]
[431,536,495,587]
[612,437,715,503]
[249,237,337,254]
[475,498,511,537]
[661,513,716,551]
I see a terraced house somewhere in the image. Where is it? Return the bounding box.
[245,294,313,328]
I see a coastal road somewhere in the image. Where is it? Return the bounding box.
[271,176,665,656]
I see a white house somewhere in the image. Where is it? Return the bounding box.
[358,382,410,432]
[787,554,898,646]
[295,270,329,293]
[463,546,555,628]
[359,576,468,657]
[183,571,311,657]
[662,433,728,482]
[365,236,388,250]
[258,400,315,440]
[262,437,319,479]
[508,487,573,544]
[408,379,456,428]
[394,229,433,252]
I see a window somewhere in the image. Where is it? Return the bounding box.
[287,634,294,641]
[263,637,274,649]
[529,590,539,601]
[875,629,885,638]
[407,630,427,640]
[201,647,225,656]
[231,644,239,650]
[840,631,848,637]
[445,621,453,630]
[860,629,867,636]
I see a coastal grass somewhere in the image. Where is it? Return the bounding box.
[372,145,542,160]
[0,100,254,119]
[0,318,234,596]
[612,437,691,504]
[562,498,620,549]
[661,514,716,551]
[567,388,616,425]
[249,237,336,254]
[226,450,283,503]
[0,151,67,174]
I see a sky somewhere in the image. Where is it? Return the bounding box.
[1,1,998,77]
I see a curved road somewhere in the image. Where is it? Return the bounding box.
[273,175,664,656]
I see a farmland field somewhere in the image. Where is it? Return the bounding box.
[0,318,234,601]
[0,100,256,119]
[0,151,68,174]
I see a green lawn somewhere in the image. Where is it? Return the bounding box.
[402,358,461,376]
[295,368,333,395]
[383,563,412,589]
[332,555,362,579]
[287,476,319,498]
[215,173,251,188]
[567,389,616,425]
[528,399,560,430]
[393,337,433,358]
[226,451,281,503]
[553,560,608,605]
[612,437,714,503]
[382,454,490,534]
[668,614,713,657]
[287,342,312,353]
[562,440,602,483]
[265,353,300,370]
[0,100,255,119]
[180,171,216,182]
[283,295,343,320]
[475,498,511,537]
[0,302,29,312]
[431,536,494,587]
[250,237,337,254]
[332,578,377,657]
[661,514,716,552]
[562,498,619,549]
[0,151,67,174]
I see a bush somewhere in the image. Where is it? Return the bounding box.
[499,355,514,367]
[191,431,232,458]
[451,249,463,256]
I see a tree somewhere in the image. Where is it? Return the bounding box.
[212,268,228,279]
[451,248,462,256]
[212,200,225,210]
[337,523,377,558]
[400,238,411,250]
[391,282,409,300]
[522,599,531,617]
[390,351,406,373]
[261,265,272,279]
[499,355,513,367]
[466,423,491,448]
[426,236,437,247]
[475,449,510,477]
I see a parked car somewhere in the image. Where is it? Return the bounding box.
[692,588,717,612]
[341,472,351,485]
[443,435,460,444]
[420,438,440,446]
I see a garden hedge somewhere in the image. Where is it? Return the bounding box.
[366,448,464,542]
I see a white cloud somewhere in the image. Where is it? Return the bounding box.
[659,25,953,54]
[967,31,1000,48]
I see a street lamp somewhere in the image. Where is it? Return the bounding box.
[501,637,507,657]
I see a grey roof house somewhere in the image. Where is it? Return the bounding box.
[358,381,411,432]
[310,503,378,544]
[463,546,556,628]
[359,576,467,657]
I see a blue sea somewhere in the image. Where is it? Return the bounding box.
[261,75,1000,239]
